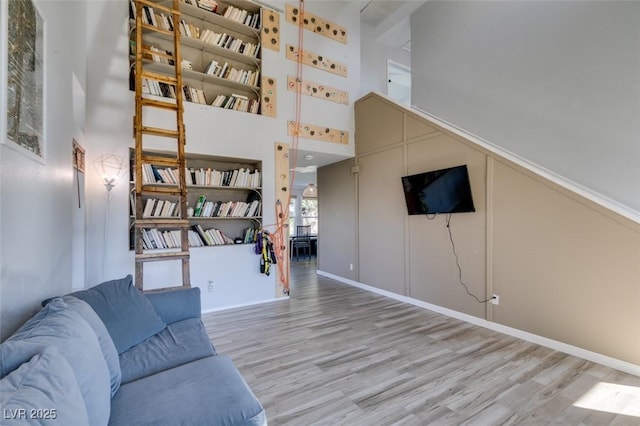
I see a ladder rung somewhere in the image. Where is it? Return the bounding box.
[142,154,180,167]
[136,0,177,15]
[141,70,177,85]
[140,125,179,138]
[139,185,183,195]
[140,23,174,37]
[144,285,191,294]
[135,251,190,262]
[141,97,179,110]
[135,219,189,228]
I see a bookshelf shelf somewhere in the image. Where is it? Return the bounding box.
[129,148,262,250]
[171,1,261,37]
[132,26,261,67]
[130,0,267,114]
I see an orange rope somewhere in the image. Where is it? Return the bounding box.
[262,0,305,295]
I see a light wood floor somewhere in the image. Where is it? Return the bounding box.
[202,261,640,425]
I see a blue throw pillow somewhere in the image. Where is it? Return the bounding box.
[63,296,122,397]
[0,347,90,426]
[70,275,166,353]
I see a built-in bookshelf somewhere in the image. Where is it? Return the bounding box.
[129,0,265,114]
[130,149,262,250]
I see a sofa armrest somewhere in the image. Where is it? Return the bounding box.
[145,287,201,324]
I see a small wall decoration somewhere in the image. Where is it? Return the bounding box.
[287,76,348,105]
[285,3,347,44]
[6,0,44,158]
[72,140,86,172]
[287,121,349,145]
[261,8,280,52]
[72,140,85,208]
[285,45,347,77]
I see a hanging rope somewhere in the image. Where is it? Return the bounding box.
[263,0,305,295]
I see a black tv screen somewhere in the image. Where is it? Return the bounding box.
[401,165,475,215]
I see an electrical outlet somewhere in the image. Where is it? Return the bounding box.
[491,294,499,305]
[349,263,353,271]
[208,281,214,293]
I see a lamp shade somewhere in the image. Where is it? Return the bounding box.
[94,154,126,191]
[303,183,317,198]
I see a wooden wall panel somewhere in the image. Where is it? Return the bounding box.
[274,142,290,296]
[261,76,277,118]
[285,45,347,77]
[287,121,348,144]
[261,9,280,51]
[285,3,347,44]
[286,76,348,104]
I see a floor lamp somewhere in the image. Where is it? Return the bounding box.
[93,154,126,281]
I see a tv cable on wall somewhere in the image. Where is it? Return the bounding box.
[442,213,492,304]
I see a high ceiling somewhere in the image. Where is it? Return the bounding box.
[360,0,424,48]
[290,1,423,190]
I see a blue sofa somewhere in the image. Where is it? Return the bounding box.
[0,275,266,426]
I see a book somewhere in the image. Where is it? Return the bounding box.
[193,195,206,217]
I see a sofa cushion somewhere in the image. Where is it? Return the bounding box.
[119,318,216,384]
[0,347,90,426]
[110,355,265,426]
[6,298,111,426]
[63,295,121,396]
[145,287,202,324]
[0,340,45,379]
[70,275,166,353]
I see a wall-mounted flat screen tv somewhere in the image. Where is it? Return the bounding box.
[401,165,475,215]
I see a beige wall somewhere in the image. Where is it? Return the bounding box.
[317,159,358,281]
[406,135,487,318]
[491,161,640,363]
[319,93,640,366]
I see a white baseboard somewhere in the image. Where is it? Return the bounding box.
[201,296,289,315]
[317,270,640,377]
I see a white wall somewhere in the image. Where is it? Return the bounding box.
[0,0,87,339]
[83,0,361,310]
[359,21,410,99]
[411,1,640,215]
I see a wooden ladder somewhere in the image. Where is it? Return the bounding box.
[132,0,190,291]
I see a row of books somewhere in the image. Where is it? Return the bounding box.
[192,226,234,246]
[181,0,260,30]
[184,0,218,13]
[211,93,259,114]
[199,30,260,58]
[142,164,261,188]
[142,198,180,218]
[141,77,207,105]
[131,1,261,34]
[242,227,259,244]
[140,228,186,250]
[221,5,261,29]
[192,167,260,187]
[143,44,175,65]
[140,226,235,250]
[203,60,259,87]
[192,198,261,218]
[132,2,195,41]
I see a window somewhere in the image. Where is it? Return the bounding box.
[301,197,318,235]
[288,196,296,237]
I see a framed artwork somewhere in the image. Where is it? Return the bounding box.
[72,139,85,172]
[4,0,45,160]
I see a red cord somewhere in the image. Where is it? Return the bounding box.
[265,0,305,294]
